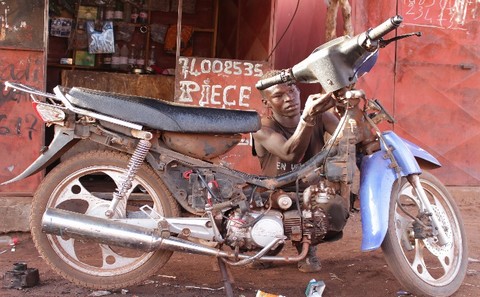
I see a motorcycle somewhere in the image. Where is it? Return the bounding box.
[1,15,468,297]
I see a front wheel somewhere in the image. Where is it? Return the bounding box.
[382,171,468,297]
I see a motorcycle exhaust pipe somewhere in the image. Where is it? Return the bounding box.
[42,208,223,255]
[41,208,308,264]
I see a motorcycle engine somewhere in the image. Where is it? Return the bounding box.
[225,209,284,250]
[224,183,349,250]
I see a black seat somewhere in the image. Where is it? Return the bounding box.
[66,87,261,134]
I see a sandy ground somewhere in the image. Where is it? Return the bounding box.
[0,191,479,297]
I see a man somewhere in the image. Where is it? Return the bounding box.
[252,70,339,272]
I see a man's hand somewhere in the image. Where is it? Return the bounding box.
[302,92,335,123]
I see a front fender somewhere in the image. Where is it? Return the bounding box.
[359,131,441,251]
[1,126,79,185]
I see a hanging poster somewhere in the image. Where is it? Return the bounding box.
[0,0,45,50]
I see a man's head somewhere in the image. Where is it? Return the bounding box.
[260,70,301,119]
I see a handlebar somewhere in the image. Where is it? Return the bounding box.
[366,15,403,41]
[255,69,295,91]
[255,15,403,91]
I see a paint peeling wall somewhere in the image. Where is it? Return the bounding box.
[354,0,480,185]
[0,0,47,194]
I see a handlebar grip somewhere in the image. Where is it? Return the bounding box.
[255,69,295,90]
[367,15,403,41]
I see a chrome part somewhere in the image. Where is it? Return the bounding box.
[225,209,284,250]
[393,178,462,286]
[106,139,152,217]
[205,204,224,243]
[251,214,284,247]
[131,129,153,140]
[42,208,300,264]
[408,175,448,246]
[53,86,143,130]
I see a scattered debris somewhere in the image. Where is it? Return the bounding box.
[256,290,286,297]
[329,272,344,282]
[466,269,478,276]
[3,262,39,289]
[88,290,112,296]
[468,257,480,263]
[121,289,129,294]
[184,285,224,291]
[305,279,326,297]
[157,274,177,279]
[397,290,412,296]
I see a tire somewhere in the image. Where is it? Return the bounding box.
[30,150,180,290]
[381,171,468,297]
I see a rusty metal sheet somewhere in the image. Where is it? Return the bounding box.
[354,1,480,185]
[395,1,480,185]
[0,50,45,193]
[174,56,270,174]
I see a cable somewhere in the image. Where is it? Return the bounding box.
[267,0,301,61]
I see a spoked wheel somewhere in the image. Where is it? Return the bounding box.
[382,171,468,297]
[30,150,179,290]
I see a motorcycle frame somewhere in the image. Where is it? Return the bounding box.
[2,82,444,254]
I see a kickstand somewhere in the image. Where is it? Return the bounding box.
[217,258,235,297]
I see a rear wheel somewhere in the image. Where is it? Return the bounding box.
[382,171,468,297]
[30,150,179,290]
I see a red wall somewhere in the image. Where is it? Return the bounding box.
[352,1,480,185]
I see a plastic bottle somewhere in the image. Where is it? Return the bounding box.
[114,0,124,21]
[138,0,148,24]
[136,45,145,70]
[0,235,18,247]
[130,5,139,24]
[123,1,131,22]
[111,43,121,69]
[104,4,114,21]
[146,45,156,74]
[147,45,156,67]
[120,43,129,71]
[128,43,137,70]
[103,53,112,69]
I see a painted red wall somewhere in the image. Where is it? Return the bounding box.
[352,1,480,186]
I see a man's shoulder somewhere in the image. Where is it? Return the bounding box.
[260,116,277,128]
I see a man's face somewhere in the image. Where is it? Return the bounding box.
[263,83,301,118]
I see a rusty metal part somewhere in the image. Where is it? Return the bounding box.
[162,132,241,160]
[269,190,294,210]
[42,208,310,265]
[3,263,39,289]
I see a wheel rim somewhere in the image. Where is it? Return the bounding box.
[45,165,165,277]
[393,178,463,286]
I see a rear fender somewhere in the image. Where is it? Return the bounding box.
[1,126,79,185]
[359,131,441,251]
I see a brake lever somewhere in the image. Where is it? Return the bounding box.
[367,99,396,124]
[379,32,422,48]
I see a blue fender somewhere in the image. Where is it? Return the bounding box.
[359,131,441,251]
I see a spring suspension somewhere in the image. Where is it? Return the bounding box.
[105,139,152,218]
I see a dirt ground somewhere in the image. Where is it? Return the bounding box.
[0,193,479,297]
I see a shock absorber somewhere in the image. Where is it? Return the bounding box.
[105,132,152,218]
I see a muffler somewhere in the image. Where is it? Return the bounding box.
[41,208,307,265]
[42,208,223,254]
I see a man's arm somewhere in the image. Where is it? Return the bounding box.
[253,118,315,163]
[322,111,340,135]
[254,92,335,162]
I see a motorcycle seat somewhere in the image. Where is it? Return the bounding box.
[65,87,261,134]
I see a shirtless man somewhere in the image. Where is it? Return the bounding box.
[252,70,338,272]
